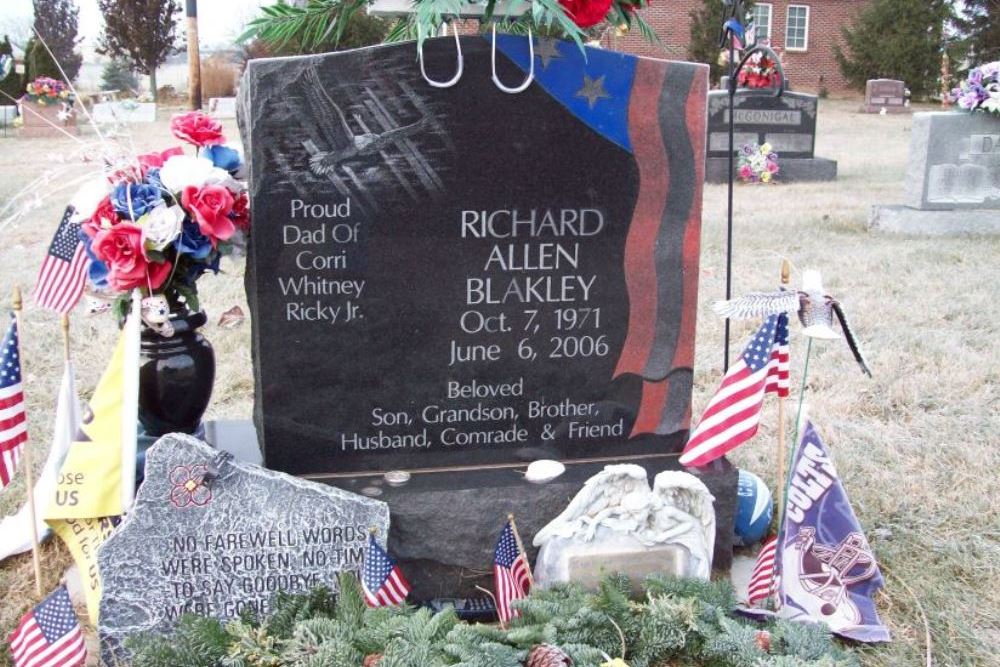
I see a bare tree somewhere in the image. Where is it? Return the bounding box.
[97,0,180,101]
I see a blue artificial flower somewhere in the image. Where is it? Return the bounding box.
[175,218,213,259]
[182,252,221,286]
[78,229,109,289]
[201,144,242,174]
[145,167,166,193]
[111,182,163,220]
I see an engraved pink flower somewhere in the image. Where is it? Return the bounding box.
[168,465,212,508]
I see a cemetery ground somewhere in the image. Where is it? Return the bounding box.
[0,100,996,667]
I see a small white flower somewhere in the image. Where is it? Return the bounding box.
[139,204,184,251]
[158,155,217,192]
[68,177,112,223]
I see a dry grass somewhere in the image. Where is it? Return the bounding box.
[0,100,997,666]
[200,56,240,99]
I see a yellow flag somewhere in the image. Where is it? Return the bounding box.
[50,517,118,624]
[45,328,130,519]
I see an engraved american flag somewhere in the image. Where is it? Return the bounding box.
[33,206,89,314]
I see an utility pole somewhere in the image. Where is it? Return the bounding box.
[186,0,202,109]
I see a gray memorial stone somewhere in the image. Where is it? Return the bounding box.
[98,434,389,663]
[869,112,1000,236]
[705,90,837,182]
[862,79,909,114]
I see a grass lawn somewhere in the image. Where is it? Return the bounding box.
[0,99,997,666]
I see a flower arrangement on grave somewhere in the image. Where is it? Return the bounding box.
[738,142,779,184]
[950,62,1000,115]
[737,51,782,89]
[125,571,862,667]
[81,110,250,321]
[241,0,658,56]
[22,76,75,105]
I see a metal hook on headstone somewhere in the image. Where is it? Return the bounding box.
[418,21,464,89]
[490,23,534,94]
[198,451,233,487]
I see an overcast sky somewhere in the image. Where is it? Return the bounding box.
[3,0,274,51]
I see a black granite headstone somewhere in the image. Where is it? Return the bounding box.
[239,36,737,595]
[707,90,818,159]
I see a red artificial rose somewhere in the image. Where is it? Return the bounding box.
[82,196,119,238]
[560,0,612,28]
[230,191,250,230]
[182,184,236,243]
[170,111,225,147]
[91,223,171,292]
[137,146,184,174]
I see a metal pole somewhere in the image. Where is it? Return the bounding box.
[186,0,202,110]
[724,38,736,372]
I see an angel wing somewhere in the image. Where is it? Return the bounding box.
[831,300,872,377]
[712,290,802,320]
[532,464,649,547]
[652,471,716,555]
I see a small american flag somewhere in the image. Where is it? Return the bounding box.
[680,313,790,467]
[747,535,778,606]
[8,586,86,667]
[33,206,89,315]
[0,314,27,489]
[493,520,531,624]
[362,534,411,607]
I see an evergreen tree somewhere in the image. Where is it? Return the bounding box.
[688,0,754,85]
[31,0,83,81]
[100,58,140,92]
[26,37,63,81]
[97,0,180,103]
[834,0,953,99]
[953,0,1000,65]
[0,36,22,105]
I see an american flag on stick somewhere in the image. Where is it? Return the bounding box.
[680,313,790,467]
[8,586,86,667]
[33,206,89,315]
[362,533,411,607]
[747,535,778,606]
[493,518,532,624]
[0,314,27,489]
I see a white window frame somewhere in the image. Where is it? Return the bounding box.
[785,4,810,51]
[752,3,773,42]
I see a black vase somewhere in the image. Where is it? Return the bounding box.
[138,310,215,436]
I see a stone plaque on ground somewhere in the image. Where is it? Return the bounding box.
[209,96,237,118]
[239,36,737,595]
[862,79,908,114]
[91,101,157,123]
[705,90,836,182]
[98,434,389,661]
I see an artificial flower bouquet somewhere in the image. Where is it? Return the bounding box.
[737,51,782,90]
[738,142,779,184]
[23,76,75,105]
[81,111,249,322]
[951,62,999,115]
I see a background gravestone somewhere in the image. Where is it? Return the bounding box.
[862,79,909,114]
[705,90,836,182]
[869,112,1000,235]
[98,434,389,663]
[238,36,737,596]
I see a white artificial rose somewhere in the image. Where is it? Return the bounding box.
[158,155,217,192]
[68,177,112,223]
[140,204,184,251]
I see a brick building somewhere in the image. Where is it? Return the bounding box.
[611,0,871,95]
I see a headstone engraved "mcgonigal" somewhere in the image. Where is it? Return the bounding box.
[239,36,738,595]
[98,434,389,661]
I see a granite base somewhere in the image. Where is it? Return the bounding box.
[868,205,1000,236]
[706,156,837,183]
[202,420,737,600]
